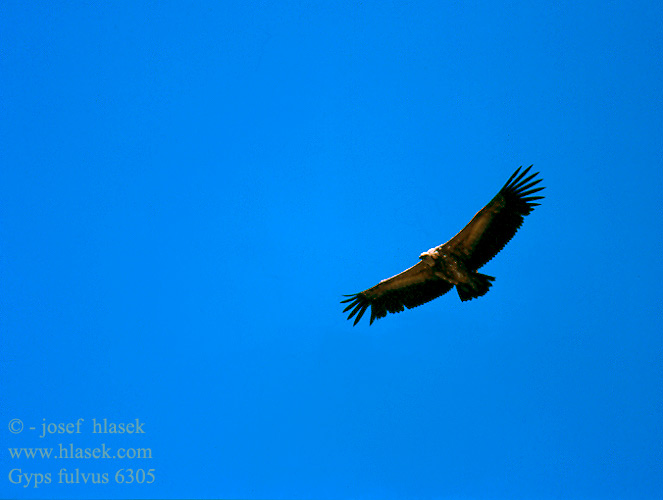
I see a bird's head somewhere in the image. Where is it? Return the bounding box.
[419,248,438,259]
[419,248,438,267]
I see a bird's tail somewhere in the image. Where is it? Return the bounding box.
[456,273,495,302]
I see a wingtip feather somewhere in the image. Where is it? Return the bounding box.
[504,167,520,184]
[342,302,357,313]
[353,305,368,325]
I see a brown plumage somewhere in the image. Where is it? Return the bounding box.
[341,166,544,325]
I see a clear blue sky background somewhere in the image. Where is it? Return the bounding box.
[1,1,661,499]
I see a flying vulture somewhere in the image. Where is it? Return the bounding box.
[341,166,544,325]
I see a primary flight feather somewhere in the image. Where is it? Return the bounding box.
[341,166,544,325]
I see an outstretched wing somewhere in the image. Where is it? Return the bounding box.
[341,261,453,325]
[442,166,544,270]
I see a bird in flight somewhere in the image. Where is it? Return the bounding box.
[341,166,544,325]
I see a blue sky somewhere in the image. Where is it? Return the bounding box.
[1,1,661,499]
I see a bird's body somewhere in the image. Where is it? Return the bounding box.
[342,166,544,325]
[420,248,473,284]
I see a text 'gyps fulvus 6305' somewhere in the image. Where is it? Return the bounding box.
[341,166,544,325]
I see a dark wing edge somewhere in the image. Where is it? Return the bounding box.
[341,275,453,326]
[446,165,545,270]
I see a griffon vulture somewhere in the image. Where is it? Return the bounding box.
[341,166,544,325]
